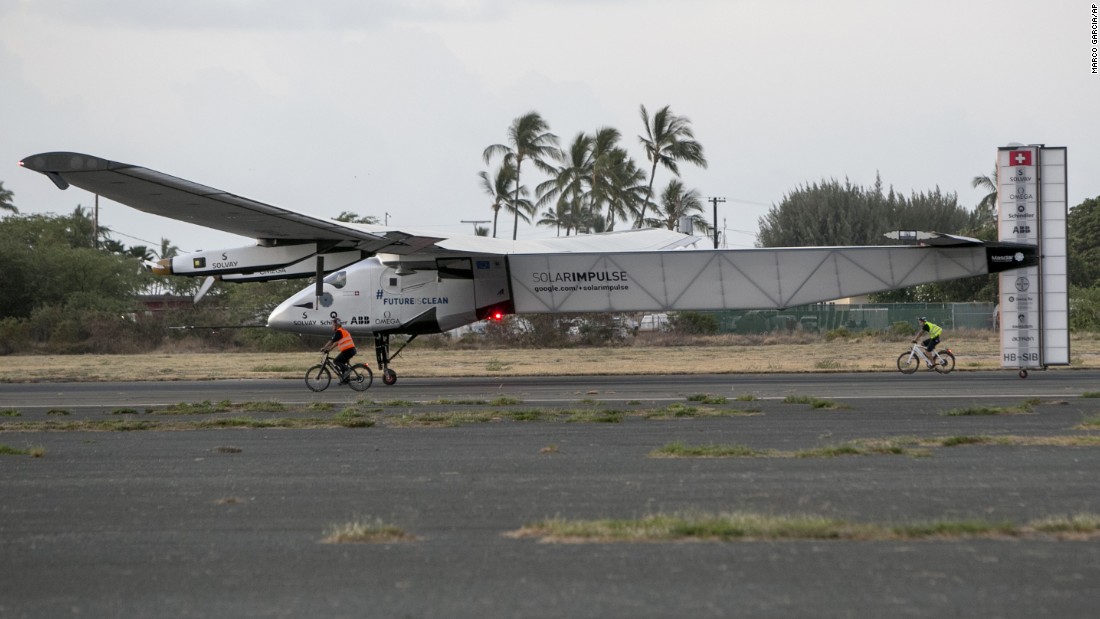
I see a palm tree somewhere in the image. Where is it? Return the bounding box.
[647,179,712,236]
[636,104,707,226]
[536,132,593,236]
[156,237,180,260]
[0,181,16,214]
[483,111,560,240]
[971,167,998,218]
[477,160,518,238]
[599,147,647,230]
[127,245,155,261]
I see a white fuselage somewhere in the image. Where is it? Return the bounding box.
[266,256,509,336]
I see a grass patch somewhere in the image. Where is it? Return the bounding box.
[652,441,772,458]
[46,409,70,416]
[1078,416,1100,430]
[943,401,1034,416]
[508,511,1100,543]
[564,409,624,423]
[782,395,848,410]
[322,518,417,544]
[687,394,728,405]
[158,400,233,415]
[251,364,298,372]
[940,435,995,447]
[333,410,375,428]
[485,358,510,372]
[651,438,936,459]
[490,396,522,406]
[661,403,699,417]
[1082,391,1100,398]
[239,400,288,413]
[734,394,758,402]
[1,444,45,457]
[0,409,20,417]
[1030,513,1100,535]
[507,409,556,422]
[389,411,497,427]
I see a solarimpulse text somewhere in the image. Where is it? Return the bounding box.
[530,270,630,294]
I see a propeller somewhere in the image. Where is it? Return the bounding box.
[194,276,216,304]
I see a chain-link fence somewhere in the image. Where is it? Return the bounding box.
[709,303,996,334]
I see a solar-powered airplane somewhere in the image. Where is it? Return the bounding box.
[20,152,1039,385]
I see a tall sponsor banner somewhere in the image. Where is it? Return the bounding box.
[1038,148,1069,365]
[997,145,1069,369]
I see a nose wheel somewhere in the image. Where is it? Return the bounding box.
[374,332,414,386]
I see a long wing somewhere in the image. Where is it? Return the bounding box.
[18,152,443,255]
[18,152,697,258]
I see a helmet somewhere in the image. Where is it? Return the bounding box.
[918,316,927,322]
[332,318,342,327]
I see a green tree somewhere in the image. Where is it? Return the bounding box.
[1068,196,1100,288]
[760,176,990,302]
[0,181,16,214]
[536,132,595,236]
[646,179,712,235]
[477,160,517,238]
[156,238,180,260]
[758,176,972,248]
[971,167,998,217]
[483,111,561,240]
[335,211,380,224]
[0,213,146,318]
[636,104,707,226]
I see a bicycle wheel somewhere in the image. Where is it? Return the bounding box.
[305,364,332,392]
[934,350,955,374]
[345,364,373,392]
[897,352,919,374]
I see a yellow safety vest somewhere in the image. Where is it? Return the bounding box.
[925,322,942,339]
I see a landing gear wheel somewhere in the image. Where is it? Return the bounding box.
[933,351,955,374]
[305,365,331,392]
[1019,369,1029,379]
[382,368,398,385]
[897,353,919,374]
[346,364,374,392]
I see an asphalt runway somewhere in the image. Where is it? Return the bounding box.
[2,371,1100,618]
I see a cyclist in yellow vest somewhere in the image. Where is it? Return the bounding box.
[913,317,943,368]
[321,318,357,381]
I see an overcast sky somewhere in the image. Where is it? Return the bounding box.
[2,0,1096,253]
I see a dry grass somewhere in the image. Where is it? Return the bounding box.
[2,333,1098,382]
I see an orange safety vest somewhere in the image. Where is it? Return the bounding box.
[334,327,355,351]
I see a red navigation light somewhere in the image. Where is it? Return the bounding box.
[491,311,504,321]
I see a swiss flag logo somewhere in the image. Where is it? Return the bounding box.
[1007,150,1033,166]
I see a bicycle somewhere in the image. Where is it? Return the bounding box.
[305,352,373,392]
[897,342,955,374]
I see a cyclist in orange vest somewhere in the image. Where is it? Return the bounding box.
[321,318,357,381]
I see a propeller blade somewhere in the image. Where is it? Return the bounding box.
[194,276,216,304]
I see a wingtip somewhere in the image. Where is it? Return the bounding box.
[18,152,112,173]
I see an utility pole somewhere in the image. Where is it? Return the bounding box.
[461,219,490,235]
[384,212,391,226]
[93,194,99,249]
[707,196,726,249]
